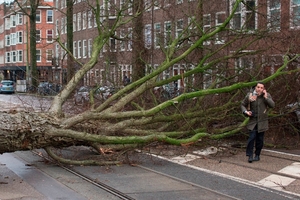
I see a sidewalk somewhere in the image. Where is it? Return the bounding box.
[0,157,44,200]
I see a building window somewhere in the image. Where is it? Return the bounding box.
[17,50,23,62]
[47,30,53,42]
[291,0,300,28]
[36,10,41,23]
[5,35,10,46]
[231,0,256,30]
[36,49,41,62]
[110,33,116,52]
[188,16,196,45]
[216,12,226,26]
[120,0,125,15]
[100,5,105,23]
[73,41,77,58]
[77,12,81,31]
[164,21,172,47]
[78,40,81,58]
[164,0,171,7]
[46,49,53,62]
[203,14,211,45]
[145,24,152,48]
[88,10,93,28]
[128,1,133,14]
[64,17,67,33]
[215,12,226,44]
[88,39,92,58]
[145,0,151,11]
[47,10,53,23]
[73,14,77,31]
[56,20,59,35]
[203,69,212,89]
[55,44,60,60]
[83,39,87,58]
[5,18,10,30]
[128,28,132,51]
[154,23,161,48]
[154,0,160,9]
[11,33,16,45]
[6,52,10,63]
[10,15,16,27]
[36,30,41,42]
[176,19,183,39]
[94,12,97,28]
[177,0,183,4]
[120,29,125,51]
[235,56,254,79]
[12,51,17,62]
[268,0,281,30]
[17,14,23,25]
[61,18,65,34]
[62,0,66,7]
[82,11,87,30]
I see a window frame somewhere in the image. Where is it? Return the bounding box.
[164,21,172,47]
[47,29,53,42]
[36,10,41,23]
[36,49,41,62]
[268,0,281,30]
[36,29,41,42]
[230,0,257,30]
[47,10,53,23]
[290,0,300,29]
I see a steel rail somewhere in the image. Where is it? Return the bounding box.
[31,150,135,200]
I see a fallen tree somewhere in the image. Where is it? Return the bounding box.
[1,0,300,165]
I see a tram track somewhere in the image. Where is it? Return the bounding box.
[30,149,241,200]
[31,150,135,200]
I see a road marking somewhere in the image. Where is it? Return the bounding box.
[257,162,300,191]
[258,174,296,191]
[278,162,300,178]
[170,154,201,164]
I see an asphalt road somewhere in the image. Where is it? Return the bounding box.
[1,148,300,200]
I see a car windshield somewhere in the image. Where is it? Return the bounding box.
[1,81,13,86]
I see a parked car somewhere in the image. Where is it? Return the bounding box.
[0,80,15,94]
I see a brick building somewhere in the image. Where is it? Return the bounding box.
[1,0,300,89]
[0,0,54,86]
[54,0,300,89]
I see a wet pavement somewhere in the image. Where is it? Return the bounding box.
[1,148,300,200]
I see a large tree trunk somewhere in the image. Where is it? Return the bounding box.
[0,111,63,153]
